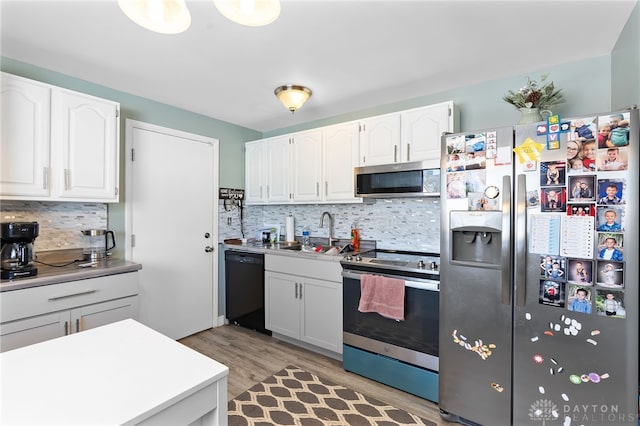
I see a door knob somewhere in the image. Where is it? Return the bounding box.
[204,233,210,238]
[205,246,214,253]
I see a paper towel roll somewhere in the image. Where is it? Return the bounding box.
[285,216,295,242]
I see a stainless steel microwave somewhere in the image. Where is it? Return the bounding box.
[354,160,441,198]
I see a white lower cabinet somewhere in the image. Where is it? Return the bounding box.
[0,272,139,352]
[265,254,342,354]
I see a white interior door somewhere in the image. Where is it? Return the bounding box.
[125,120,219,340]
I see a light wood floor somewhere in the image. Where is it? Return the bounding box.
[179,324,447,425]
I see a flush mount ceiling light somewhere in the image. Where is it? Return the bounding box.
[213,0,281,27]
[274,85,312,114]
[118,0,191,34]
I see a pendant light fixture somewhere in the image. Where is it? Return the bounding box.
[213,0,281,27]
[274,85,312,113]
[118,0,191,34]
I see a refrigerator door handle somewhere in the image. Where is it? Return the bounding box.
[515,173,527,307]
[501,175,512,305]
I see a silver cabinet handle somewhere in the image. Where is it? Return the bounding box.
[299,284,302,299]
[325,181,328,196]
[394,145,398,162]
[316,182,319,197]
[64,321,69,336]
[49,290,97,301]
[407,144,410,162]
[64,169,70,190]
[294,283,298,298]
[76,318,80,333]
[43,167,49,189]
[205,246,214,253]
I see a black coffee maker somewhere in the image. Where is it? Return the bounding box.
[1,222,39,279]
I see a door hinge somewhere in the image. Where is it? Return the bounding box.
[131,148,135,161]
[116,107,120,118]
[449,107,452,117]
[131,234,136,248]
[115,187,119,197]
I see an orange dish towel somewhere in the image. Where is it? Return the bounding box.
[358,274,405,321]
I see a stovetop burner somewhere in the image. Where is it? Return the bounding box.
[341,249,439,277]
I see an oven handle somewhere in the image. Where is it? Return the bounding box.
[342,270,439,292]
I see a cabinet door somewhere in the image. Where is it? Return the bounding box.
[322,122,360,202]
[245,140,266,204]
[359,113,401,166]
[300,278,342,353]
[265,136,290,203]
[290,129,322,202]
[0,311,68,353]
[0,73,51,198]
[265,271,300,338]
[401,101,453,162]
[52,89,120,202]
[71,296,139,333]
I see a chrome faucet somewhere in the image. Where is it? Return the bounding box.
[319,211,338,246]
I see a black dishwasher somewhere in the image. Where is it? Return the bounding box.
[224,250,271,335]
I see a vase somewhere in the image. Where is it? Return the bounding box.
[517,107,544,124]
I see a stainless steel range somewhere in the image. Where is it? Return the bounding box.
[341,249,440,402]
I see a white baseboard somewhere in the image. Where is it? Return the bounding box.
[217,315,227,327]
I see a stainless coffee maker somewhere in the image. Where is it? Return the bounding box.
[1,222,39,279]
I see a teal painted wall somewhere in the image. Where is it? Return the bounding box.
[611,1,640,109]
[264,55,613,138]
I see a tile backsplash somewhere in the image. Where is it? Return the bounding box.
[1,201,107,251]
[2,198,441,254]
[219,198,441,253]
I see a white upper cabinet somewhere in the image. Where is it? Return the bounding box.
[265,135,290,203]
[244,100,455,205]
[0,73,120,203]
[0,73,51,197]
[52,89,120,201]
[322,122,360,202]
[400,101,454,162]
[244,140,266,204]
[290,129,322,203]
[358,113,401,166]
[358,101,455,166]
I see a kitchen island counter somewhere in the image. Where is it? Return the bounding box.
[0,319,228,425]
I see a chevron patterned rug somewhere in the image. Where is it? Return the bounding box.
[228,365,436,425]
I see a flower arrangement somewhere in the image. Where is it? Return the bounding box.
[503,73,565,110]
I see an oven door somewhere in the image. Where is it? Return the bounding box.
[342,269,439,371]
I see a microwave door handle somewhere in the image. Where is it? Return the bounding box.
[501,175,512,305]
[515,173,527,307]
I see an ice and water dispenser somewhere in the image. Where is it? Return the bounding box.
[450,210,503,267]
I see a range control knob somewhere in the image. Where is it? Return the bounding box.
[430,261,438,270]
[355,255,362,262]
[344,254,353,261]
[417,260,426,269]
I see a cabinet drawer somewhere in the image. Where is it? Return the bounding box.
[1,272,139,323]
[265,254,342,282]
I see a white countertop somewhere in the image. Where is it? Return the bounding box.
[0,319,228,425]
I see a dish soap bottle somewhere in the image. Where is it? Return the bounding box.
[302,227,310,248]
[350,223,360,251]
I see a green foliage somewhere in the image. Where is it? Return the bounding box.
[503,73,565,110]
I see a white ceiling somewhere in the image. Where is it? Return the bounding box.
[1,0,637,133]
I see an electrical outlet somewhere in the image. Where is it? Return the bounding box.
[227,217,232,225]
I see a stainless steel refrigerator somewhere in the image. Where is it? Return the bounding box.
[439,108,638,426]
